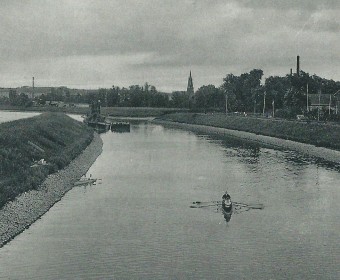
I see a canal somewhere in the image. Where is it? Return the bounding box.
[0,112,339,279]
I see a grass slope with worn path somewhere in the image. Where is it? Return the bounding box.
[0,113,94,208]
[0,133,103,247]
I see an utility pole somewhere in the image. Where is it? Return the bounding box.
[272,99,275,118]
[329,94,332,115]
[252,88,256,115]
[306,83,309,112]
[318,89,321,121]
[334,90,340,115]
[263,91,266,116]
[32,77,35,99]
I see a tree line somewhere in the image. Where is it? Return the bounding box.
[96,70,339,119]
[191,69,340,120]
[1,70,339,120]
[196,70,340,116]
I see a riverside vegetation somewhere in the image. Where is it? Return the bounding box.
[158,112,340,151]
[0,113,93,208]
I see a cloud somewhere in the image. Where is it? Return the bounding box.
[237,0,340,10]
[0,0,339,90]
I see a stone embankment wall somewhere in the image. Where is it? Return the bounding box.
[0,133,103,248]
[153,120,340,164]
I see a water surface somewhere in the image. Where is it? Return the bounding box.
[0,110,40,124]
[0,115,339,279]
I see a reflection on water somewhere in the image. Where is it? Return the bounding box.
[110,122,130,133]
[0,118,339,279]
[0,110,40,123]
[221,205,233,223]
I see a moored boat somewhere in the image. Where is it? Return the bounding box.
[111,122,130,133]
[84,99,111,132]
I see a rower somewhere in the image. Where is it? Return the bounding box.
[222,192,231,207]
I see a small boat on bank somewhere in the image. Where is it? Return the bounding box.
[74,178,97,186]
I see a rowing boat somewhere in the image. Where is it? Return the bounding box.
[221,201,232,222]
[222,201,232,213]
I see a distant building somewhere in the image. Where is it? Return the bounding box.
[16,86,52,98]
[308,92,340,114]
[0,88,10,98]
[187,71,194,96]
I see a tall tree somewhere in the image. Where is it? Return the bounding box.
[264,75,289,111]
[171,91,190,108]
[9,89,18,106]
[107,86,120,107]
[195,85,223,111]
[98,88,108,107]
[222,69,263,112]
[129,85,144,106]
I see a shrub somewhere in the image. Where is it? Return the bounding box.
[275,108,296,119]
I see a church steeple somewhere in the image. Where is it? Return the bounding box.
[187,71,194,95]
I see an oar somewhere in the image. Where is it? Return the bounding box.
[233,202,264,209]
[190,203,222,208]
[192,200,221,205]
[192,201,264,209]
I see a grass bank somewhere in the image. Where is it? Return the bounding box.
[158,113,340,151]
[0,113,93,208]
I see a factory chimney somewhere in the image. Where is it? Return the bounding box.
[32,77,35,99]
[297,56,300,76]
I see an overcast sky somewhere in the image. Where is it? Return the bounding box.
[0,0,339,92]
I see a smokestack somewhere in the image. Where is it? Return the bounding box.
[290,68,292,76]
[297,55,300,76]
[32,77,35,99]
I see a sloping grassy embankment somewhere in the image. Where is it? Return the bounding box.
[158,113,340,151]
[0,113,93,209]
